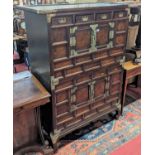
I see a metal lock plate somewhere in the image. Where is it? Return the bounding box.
[109,30,114,39]
[88,81,96,100]
[89,24,98,53]
[70,37,76,47]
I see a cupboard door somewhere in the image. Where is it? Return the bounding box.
[69,22,115,57]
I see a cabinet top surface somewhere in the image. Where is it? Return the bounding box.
[13,71,50,110]
[16,2,128,14]
[123,61,141,71]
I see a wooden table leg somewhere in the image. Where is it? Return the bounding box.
[121,71,128,115]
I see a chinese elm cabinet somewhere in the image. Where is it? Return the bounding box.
[17,3,128,151]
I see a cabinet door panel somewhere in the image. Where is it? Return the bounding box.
[75,28,91,51]
[96,24,110,48]
[76,86,89,103]
[115,34,126,46]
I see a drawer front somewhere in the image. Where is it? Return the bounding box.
[114,11,128,19]
[96,12,112,21]
[52,16,72,25]
[127,67,141,79]
[75,14,94,23]
[53,46,124,81]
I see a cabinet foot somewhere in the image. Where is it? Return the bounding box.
[50,130,61,153]
[115,110,121,120]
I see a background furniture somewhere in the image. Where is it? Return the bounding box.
[13,71,52,154]
[18,3,129,151]
[126,3,141,62]
[13,34,30,73]
[121,61,141,114]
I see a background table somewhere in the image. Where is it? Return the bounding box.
[121,61,141,115]
[13,71,53,154]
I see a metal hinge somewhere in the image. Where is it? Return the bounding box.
[51,76,59,90]
[89,24,98,53]
[109,22,115,28]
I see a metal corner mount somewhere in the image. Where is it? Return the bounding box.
[47,14,56,23]
[50,129,61,145]
[115,100,121,111]
[119,56,126,66]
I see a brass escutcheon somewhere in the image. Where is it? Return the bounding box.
[58,17,67,24]
[82,16,89,22]
[101,14,108,20]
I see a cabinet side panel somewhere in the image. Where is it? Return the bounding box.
[24,12,51,91]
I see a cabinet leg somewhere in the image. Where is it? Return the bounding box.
[121,71,128,115]
[50,130,61,153]
[115,110,121,120]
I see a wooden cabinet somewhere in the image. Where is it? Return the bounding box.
[18,2,128,150]
[13,71,52,154]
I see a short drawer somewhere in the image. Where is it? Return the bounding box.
[96,12,112,21]
[52,16,72,25]
[114,11,128,19]
[75,14,94,23]
[127,67,141,79]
